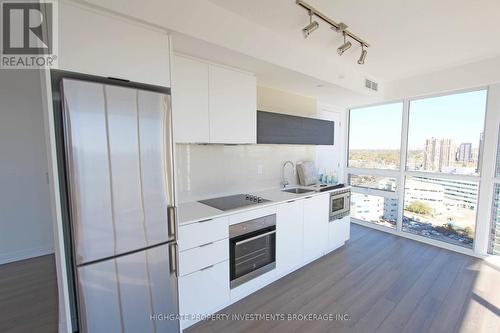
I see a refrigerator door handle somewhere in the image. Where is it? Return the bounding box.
[168,206,177,241]
[169,242,178,277]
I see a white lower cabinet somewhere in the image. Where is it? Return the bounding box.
[179,239,228,276]
[327,216,351,252]
[302,194,330,262]
[276,200,304,275]
[178,260,229,329]
[178,217,230,329]
[178,192,348,330]
[178,216,228,251]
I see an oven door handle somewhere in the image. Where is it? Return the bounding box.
[235,230,276,246]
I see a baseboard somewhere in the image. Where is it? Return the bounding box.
[0,246,55,265]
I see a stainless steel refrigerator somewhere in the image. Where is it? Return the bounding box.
[60,77,179,333]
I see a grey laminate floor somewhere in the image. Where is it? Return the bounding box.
[0,255,58,333]
[187,224,500,333]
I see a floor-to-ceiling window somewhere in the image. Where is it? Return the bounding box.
[403,90,486,248]
[347,89,488,252]
[348,102,403,230]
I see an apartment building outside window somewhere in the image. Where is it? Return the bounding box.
[347,89,488,252]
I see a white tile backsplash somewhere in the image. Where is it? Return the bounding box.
[175,144,318,203]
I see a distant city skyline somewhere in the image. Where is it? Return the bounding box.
[420,136,482,173]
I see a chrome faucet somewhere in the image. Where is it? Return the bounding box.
[281,161,295,188]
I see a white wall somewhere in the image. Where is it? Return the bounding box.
[0,70,54,264]
[257,85,317,117]
[316,102,347,184]
[384,56,500,100]
[176,86,345,202]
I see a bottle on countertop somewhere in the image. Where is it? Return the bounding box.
[318,169,325,183]
[325,170,332,184]
[332,170,338,184]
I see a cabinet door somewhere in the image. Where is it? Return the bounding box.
[276,200,304,275]
[178,261,229,329]
[303,194,329,262]
[172,56,210,143]
[59,1,170,87]
[208,65,256,143]
[328,216,351,251]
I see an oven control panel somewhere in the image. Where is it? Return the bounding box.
[229,214,276,239]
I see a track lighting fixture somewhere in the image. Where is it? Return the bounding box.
[296,0,370,64]
[337,33,352,56]
[358,46,367,65]
[302,11,319,38]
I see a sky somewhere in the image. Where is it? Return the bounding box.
[349,90,487,150]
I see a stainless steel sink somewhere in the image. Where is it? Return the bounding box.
[282,188,313,194]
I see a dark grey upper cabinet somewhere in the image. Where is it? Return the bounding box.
[257,111,334,145]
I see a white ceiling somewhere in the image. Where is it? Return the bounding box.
[172,32,377,108]
[208,0,500,81]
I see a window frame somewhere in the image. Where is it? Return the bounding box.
[346,87,490,256]
[488,124,500,254]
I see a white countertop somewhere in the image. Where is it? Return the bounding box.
[177,185,350,225]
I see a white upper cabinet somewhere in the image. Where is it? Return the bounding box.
[172,56,210,143]
[208,65,257,144]
[172,55,257,143]
[302,194,330,262]
[58,2,170,87]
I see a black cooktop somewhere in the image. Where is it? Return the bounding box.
[199,194,270,211]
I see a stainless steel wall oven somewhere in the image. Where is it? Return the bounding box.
[229,214,276,288]
[330,188,351,221]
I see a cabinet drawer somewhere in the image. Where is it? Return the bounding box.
[179,260,229,319]
[178,216,229,251]
[179,239,228,276]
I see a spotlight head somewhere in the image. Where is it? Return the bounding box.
[358,48,367,65]
[303,21,319,38]
[337,41,352,55]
